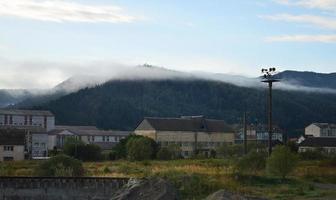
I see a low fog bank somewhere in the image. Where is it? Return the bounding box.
[1,58,335,98]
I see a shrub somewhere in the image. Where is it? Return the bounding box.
[35,154,84,177]
[157,147,173,160]
[167,144,182,159]
[216,144,243,158]
[299,149,327,160]
[236,150,267,175]
[63,138,102,161]
[113,135,158,159]
[126,137,154,161]
[266,146,298,179]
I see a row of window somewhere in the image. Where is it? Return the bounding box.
[88,136,125,142]
[3,146,14,151]
[159,141,232,147]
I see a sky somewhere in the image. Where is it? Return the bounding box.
[0,0,336,89]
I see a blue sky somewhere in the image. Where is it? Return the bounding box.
[0,0,336,88]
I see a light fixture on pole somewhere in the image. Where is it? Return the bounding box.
[261,67,280,156]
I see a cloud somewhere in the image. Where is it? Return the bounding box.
[261,14,336,30]
[266,34,336,43]
[274,0,336,12]
[0,0,138,23]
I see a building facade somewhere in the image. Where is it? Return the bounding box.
[134,116,235,157]
[48,126,130,151]
[0,109,55,132]
[305,123,336,137]
[298,137,336,154]
[0,129,26,161]
[236,124,283,142]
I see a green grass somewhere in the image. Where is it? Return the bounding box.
[1,159,335,200]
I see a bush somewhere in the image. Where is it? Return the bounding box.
[113,135,158,159]
[126,137,154,161]
[299,149,327,160]
[167,144,182,159]
[157,147,173,160]
[236,150,267,175]
[63,138,102,161]
[266,146,298,179]
[216,144,243,158]
[35,154,84,177]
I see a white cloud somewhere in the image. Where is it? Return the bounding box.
[261,14,336,29]
[275,0,336,12]
[0,0,138,23]
[266,34,336,43]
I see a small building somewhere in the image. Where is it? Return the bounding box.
[298,137,336,154]
[134,116,235,158]
[305,123,336,138]
[236,124,283,143]
[0,129,26,161]
[48,126,130,151]
[0,109,55,132]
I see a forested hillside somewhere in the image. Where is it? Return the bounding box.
[32,79,336,136]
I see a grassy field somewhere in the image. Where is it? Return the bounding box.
[1,159,336,200]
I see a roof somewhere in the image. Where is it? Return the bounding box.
[311,123,336,129]
[50,125,131,136]
[0,109,54,116]
[299,137,336,147]
[0,129,26,145]
[136,117,234,132]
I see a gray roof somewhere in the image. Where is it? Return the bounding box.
[0,109,54,116]
[0,129,26,145]
[299,137,336,147]
[136,117,234,132]
[50,125,131,136]
[312,123,336,129]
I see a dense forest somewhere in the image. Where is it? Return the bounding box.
[30,79,336,137]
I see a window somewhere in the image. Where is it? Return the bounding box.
[34,142,39,147]
[41,143,46,148]
[106,136,109,142]
[103,136,105,142]
[3,146,14,151]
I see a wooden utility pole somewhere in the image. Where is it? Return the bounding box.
[243,111,247,155]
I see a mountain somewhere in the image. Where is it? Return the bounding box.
[275,70,336,90]
[32,78,336,137]
[0,89,40,108]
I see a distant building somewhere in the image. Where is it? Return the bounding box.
[298,137,336,154]
[31,133,49,158]
[134,116,235,158]
[235,124,283,143]
[48,126,130,151]
[305,123,336,137]
[0,129,26,161]
[0,109,55,132]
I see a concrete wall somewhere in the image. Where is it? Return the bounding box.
[0,145,24,161]
[0,115,55,132]
[0,177,129,200]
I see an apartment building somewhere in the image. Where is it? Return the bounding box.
[0,109,55,132]
[134,116,235,157]
[0,129,26,161]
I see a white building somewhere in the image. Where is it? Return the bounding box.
[305,123,336,137]
[0,109,55,132]
[48,126,130,151]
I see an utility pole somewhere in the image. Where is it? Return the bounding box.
[243,111,247,155]
[261,68,279,156]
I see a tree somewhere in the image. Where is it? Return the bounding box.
[126,137,155,161]
[266,146,298,179]
[167,144,182,159]
[236,150,267,175]
[35,154,84,177]
[63,138,102,161]
[157,147,173,160]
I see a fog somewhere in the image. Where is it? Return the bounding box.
[0,58,335,96]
